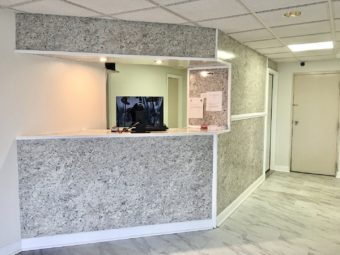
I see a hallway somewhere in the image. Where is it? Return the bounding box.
[21,172,340,255]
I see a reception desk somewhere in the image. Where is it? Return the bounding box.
[16,128,233,249]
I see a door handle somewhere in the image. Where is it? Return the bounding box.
[294,121,299,126]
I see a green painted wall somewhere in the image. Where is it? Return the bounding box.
[108,63,187,128]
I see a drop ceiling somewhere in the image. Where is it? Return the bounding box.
[1,0,340,63]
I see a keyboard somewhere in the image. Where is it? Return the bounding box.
[145,125,168,131]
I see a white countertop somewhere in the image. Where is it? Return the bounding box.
[16,128,230,140]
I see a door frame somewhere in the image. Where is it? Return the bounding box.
[290,72,340,177]
[166,74,183,128]
[264,68,278,174]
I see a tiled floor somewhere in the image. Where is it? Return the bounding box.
[20,172,340,255]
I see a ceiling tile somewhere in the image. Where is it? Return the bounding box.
[14,0,98,16]
[334,1,340,19]
[245,39,283,49]
[115,7,187,24]
[0,0,28,7]
[257,3,329,27]
[335,19,340,31]
[257,46,291,54]
[230,29,274,42]
[167,0,249,21]
[241,0,325,12]
[271,21,330,37]
[198,14,263,34]
[267,52,296,58]
[271,57,297,62]
[152,0,189,6]
[281,33,333,44]
[67,0,155,15]
[297,54,335,61]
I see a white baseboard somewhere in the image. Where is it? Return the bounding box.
[231,112,266,122]
[271,165,290,172]
[217,174,265,226]
[0,241,21,255]
[21,219,213,251]
[336,171,340,178]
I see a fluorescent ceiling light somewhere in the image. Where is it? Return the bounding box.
[217,50,235,60]
[288,41,333,52]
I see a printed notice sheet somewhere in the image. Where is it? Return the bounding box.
[206,91,223,111]
[188,97,203,118]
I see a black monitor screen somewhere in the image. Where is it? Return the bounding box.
[116,97,164,127]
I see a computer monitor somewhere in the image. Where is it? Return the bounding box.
[116,97,164,128]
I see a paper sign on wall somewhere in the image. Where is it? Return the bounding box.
[188,97,203,118]
[206,91,223,112]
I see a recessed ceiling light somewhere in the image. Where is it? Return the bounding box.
[155,60,163,64]
[100,57,107,62]
[288,41,334,52]
[200,71,213,77]
[217,50,235,60]
[284,10,301,18]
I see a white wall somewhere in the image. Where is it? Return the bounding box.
[108,63,187,128]
[0,9,106,251]
[274,60,340,170]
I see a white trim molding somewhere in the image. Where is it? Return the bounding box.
[336,171,340,178]
[15,50,217,62]
[21,220,213,252]
[271,165,290,172]
[0,241,21,255]
[212,134,218,228]
[263,68,270,174]
[231,112,266,122]
[268,69,279,171]
[217,174,265,226]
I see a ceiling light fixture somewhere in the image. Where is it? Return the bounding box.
[100,57,107,62]
[217,50,235,60]
[288,41,334,52]
[284,10,301,18]
[200,71,213,77]
[154,60,163,64]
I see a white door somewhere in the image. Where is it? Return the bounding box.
[291,73,340,176]
[168,77,179,128]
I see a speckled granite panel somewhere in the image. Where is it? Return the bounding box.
[218,31,267,115]
[16,13,216,58]
[217,118,264,214]
[17,136,213,238]
[188,68,228,127]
